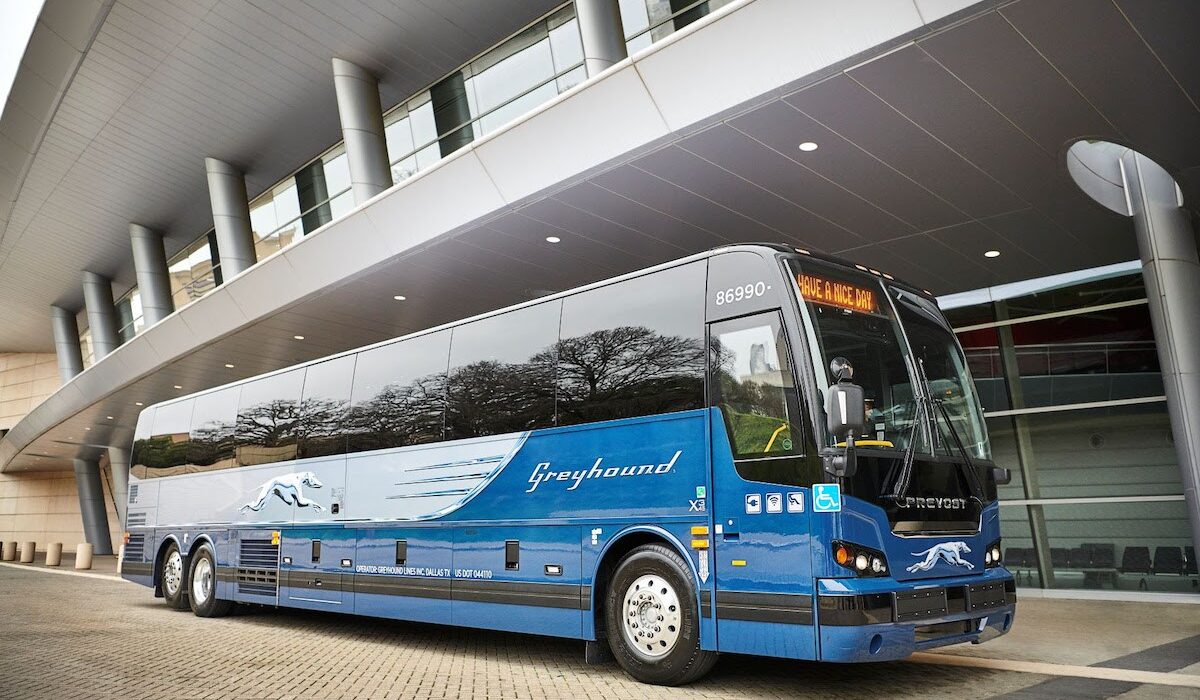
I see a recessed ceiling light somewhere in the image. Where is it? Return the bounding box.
[293,335,305,340]
[545,236,561,244]
[393,295,407,301]
[799,141,819,152]
[173,385,183,389]
[84,427,90,431]
[224,363,235,368]
[106,416,114,420]
[135,402,144,406]
[984,250,1001,258]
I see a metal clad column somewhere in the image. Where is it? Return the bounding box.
[108,447,130,527]
[332,58,392,204]
[1122,150,1200,553]
[50,305,84,382]
[129,224,174,325]
[204,158,257,278]
[82,271,120,360]
[576,0,628,77]
[74,459,113,556]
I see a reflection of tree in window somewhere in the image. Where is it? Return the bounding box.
[346,374,447,452]
[235,399,301,466]
[296,396,349,458]
[554,325,705,425]
[446,357,555,438]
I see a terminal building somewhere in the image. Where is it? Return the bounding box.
[0,0,1197,599]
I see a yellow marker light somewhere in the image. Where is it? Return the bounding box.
[691,539,710,549]
[732,560,747,567]
[270,531,281,546]
[690,526,709,536]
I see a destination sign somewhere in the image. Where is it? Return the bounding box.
[797,273,879,314]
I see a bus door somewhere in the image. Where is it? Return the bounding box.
[707,311,819,660]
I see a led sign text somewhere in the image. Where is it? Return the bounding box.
[798,274,878,314]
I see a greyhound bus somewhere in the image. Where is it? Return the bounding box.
[120,244,1015,685]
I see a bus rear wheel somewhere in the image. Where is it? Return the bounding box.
[160,542,189,610]
[605,543,717,685]
[188,543,234,618]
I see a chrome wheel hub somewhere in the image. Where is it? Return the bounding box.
[621,574,682,659]
[191,556,212,606]
[163,550,183,597]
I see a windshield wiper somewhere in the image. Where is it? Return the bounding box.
[916,357,986,503]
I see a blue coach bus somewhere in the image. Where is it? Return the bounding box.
[121,244,1015,685]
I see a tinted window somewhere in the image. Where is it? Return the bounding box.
[133,399,193,478]
[347,331,450,452]
[711,312,819,486]
[557,262,706,425]
[130,407,157,479]
[188,386,241,471]
[297,355,355,459]
[235,369,304,466]
[446,302,560,439]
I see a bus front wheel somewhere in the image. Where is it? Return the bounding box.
[188,543,234,618]
[605,543,717,685]
[160,541,189,610]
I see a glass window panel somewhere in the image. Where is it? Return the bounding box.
[408,94,438,149]
[556,65,586,94]
[944,302,996,329]
[557,262,706,425]
[347,331,450,453]
[1007,304,1161,408]
[130,407,157,479]
[548,17,583,73]
[987,402,1179,501]
[235,369,304,466]
[475,80,557,136]
[134,399,194,477]
[1037,500,1196,593]
[446,302,560,439]
[1001,271,1145,322]
[297,355,356,459]
[322,150,351,199]
[385,110,416,165]
[188,386,241,472]
[996,503,1043,588]
[468,36,555,129]
[328,189,355,220]
[249,196,278,242]
[168,236,219,308]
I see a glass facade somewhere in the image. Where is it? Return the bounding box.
[943,265,1197,595]
[98,2,717,354]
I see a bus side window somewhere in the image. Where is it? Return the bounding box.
[710,312,819,487]
[346,331,450,454]
[556,262,706,426]
[234,368,304,467]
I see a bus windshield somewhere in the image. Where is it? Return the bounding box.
[788,258,989,462]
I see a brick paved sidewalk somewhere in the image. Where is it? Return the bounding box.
[0,566,1049,700]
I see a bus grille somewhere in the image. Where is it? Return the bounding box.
[126,511,147,527]
[237,538,279,597]
[124,533,145,562]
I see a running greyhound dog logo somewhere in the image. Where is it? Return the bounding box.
[906,541,974,573]
[240,472,325,513]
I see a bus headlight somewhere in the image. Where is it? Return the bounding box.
[832,540,889,577]
[985,538,1003,568]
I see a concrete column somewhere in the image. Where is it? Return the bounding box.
[108,447,130,527]
[332,58,392,204]
[73,458,113,556]
[50,305,84,382]
[129,223,174,325]
[1121,150,1200,553]
[204,157,257,278]
[82,271,120,360]
[576,0,628,76]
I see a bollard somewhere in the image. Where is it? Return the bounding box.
[20,541,36,563]
[117,543,126,576]
[45,542,62,567]
[75,543,93,570]
[1,541,15,561]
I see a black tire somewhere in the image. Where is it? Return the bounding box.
[605,543,718,686]
[160,541,189,610]
[188,544,234,618]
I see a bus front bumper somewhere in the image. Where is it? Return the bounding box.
[815,568,1017,663]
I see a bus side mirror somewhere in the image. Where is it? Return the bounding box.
[991,467,1012,486]
[824,380,865,479]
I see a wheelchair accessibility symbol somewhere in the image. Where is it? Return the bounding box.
[813,484,842,513]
